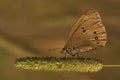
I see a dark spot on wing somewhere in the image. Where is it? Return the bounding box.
[96,42,99,44]
[83,30,86,33]
[84,20,87,21]
[95,36,98,40]
[81,27,84,29]
[93,31,97,34]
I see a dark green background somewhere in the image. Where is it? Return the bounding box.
[0,0,120,80]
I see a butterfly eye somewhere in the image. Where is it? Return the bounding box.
[62,48,66,50]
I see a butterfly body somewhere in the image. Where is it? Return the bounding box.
[61,47,78,56]
[61,9,107,57]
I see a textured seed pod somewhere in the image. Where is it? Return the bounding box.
[15,57,103,72]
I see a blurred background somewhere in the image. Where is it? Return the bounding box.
[0,0,120,80]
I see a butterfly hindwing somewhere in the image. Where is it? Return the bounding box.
[65,9,107,53]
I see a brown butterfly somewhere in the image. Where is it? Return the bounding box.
[61,9,107,57]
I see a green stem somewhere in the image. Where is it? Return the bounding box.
[103,65,120,67]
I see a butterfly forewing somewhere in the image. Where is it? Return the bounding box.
[65,9,107,53]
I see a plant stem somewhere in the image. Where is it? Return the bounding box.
[103,65,120,67]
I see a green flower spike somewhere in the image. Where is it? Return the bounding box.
[15,57,120,72]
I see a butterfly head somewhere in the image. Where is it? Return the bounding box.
[61,47,67,54]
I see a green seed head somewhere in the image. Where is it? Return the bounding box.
[15,57,103,72]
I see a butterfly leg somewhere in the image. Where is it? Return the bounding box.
[76,53,79,58]
[65,52,67,59]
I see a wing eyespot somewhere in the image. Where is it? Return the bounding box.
[95,36,99,40]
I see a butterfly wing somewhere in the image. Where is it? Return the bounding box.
[65,9,107,53]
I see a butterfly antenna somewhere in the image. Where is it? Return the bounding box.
[48,48,62,51]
